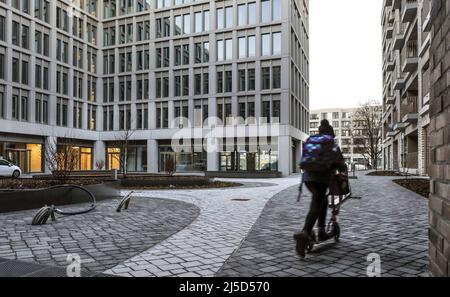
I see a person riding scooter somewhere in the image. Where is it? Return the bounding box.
[294,120,347,258]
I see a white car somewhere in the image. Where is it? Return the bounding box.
[0,159,22,178]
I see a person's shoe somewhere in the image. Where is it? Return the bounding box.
[317,227,330,242]
[293,231,309,258]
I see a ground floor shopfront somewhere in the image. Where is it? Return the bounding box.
[0,132,304,176]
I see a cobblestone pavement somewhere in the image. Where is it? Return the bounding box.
[0,197,200,273]
[216,173,429,277]
[105,178,302,277]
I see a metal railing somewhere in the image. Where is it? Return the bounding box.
[402,39,418,62]
[400,96,418,119]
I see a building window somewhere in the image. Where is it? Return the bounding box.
[12,21,20,46]
[238,69,246,92]
[183,14,190,34]
[248,68,255,91]
[261,0,271,22]
[272,66,281,89]
[56,98,68,126]
[87,104,96,130]
[262,67,271,90]
[238,37,246,59]
[225,6,233,28]
[238,4,246,26]
[262,33,271,56]
[21,24,29,49]
[273,32,281,55]
[217,40,224,61]
[136,104,148,129]
[216,7,224,30]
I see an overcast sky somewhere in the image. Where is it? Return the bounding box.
[309,0,384,110]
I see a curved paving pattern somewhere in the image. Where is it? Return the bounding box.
[216,174,429,277]
[105,177,301,277]
[0,197,200,273]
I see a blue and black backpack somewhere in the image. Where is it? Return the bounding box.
[300,135,339,172]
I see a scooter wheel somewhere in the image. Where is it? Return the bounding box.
[306,240,314,253]
[334,223,341,242]
[306,232,316,253]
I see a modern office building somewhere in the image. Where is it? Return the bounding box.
[0,0,310,176]
[381,0,431,176]
[310,107,379,167]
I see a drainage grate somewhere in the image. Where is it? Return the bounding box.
[231,199,250,202]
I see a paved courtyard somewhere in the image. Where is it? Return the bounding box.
[0,197,200,275]
[217,174,429,277]
[0,173,429,277]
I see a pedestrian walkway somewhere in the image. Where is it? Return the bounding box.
[105,178,301,277]
[0,173,429,277]
[216,174,429,277]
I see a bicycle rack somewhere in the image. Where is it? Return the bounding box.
[116,191,134,212]
[31,185,97,226]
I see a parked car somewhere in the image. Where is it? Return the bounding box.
[0,159,22,178]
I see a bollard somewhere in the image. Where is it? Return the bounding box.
[112,169,118,180]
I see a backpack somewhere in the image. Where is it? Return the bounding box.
[300,135,338,172]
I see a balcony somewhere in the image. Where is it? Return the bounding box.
[394,122,408,131]
[393,0,402,9]
[386,57,395,71]
[393,23,406,50]
[401,96,418,123]
[387,129,398,138]
[402,40,419,73]
[393,76,406,90]
[422,6,432,31]
[386,24,394,39]
[401,0,418,23]
[386,95,396,105]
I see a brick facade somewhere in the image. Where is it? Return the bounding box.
[428,0,450,277]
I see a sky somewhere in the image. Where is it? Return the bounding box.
[309,0,384,110]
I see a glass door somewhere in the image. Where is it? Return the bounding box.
[159,152,176,173]
[6,149,30,173]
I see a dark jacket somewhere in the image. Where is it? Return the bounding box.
[302,139,347,185]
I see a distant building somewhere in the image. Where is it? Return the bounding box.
[309,107,373,167]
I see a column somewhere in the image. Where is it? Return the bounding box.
[44,136,57,174]
[147,139,158,173]
[278,135,291,176]
[206,133,219,172]
[93,140,106,170]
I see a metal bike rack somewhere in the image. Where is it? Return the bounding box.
[116,191,134,212]
[31,185,97,226]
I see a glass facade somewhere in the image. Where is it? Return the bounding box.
[219,138,279,172]
[106,145,147,172]
[57,146,93,171]
[159,144,207,173]
[0,142,43,173]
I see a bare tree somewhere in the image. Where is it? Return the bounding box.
[44,137,80,183]
[164,154,175,176]
[350,100,383,170]
[111,127,135,179]
[95,159,105,170]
